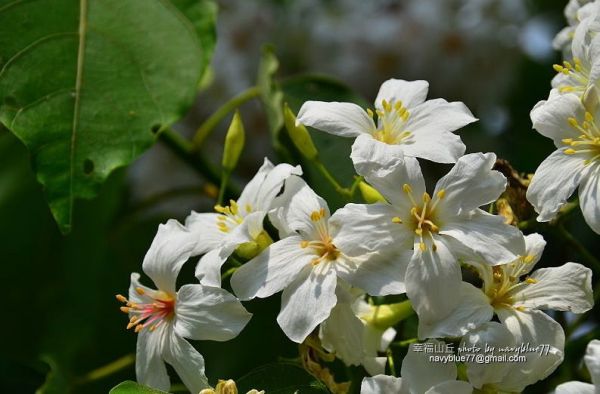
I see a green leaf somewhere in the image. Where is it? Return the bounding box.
[257,44,287,158]
[282,74,369,208]
[109,381,170,394]
[236,362,329,394]
[35,356,68,394]
[0,0,215,233]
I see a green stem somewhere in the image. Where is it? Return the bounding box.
[217,170,231,206]
[387,349,397,377]
[221,266,238,281]
[75,354,135,385]
[158,127,239,197]
[349,176,363,198]
[556,223,600,273]
[192,86,260,150]
[313,160,351,199]
[391,338,418,347]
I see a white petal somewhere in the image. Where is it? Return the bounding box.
[194,247,231,287]
[496,309,564,392]
[405,238,462,327]
[501,233,547,280]
[319,300,365,367]
[375,79,429,109]
[433,152,506,214]
[585,340,600,386]
[174,284,252,341]
[277,265,338,343]
[222,210,265,248]
[343,249,411,296]
[440,209,525,265]
[419,282,493,339]
[135,325,170,392]
[401,340,457,394]
[400,99,475,163]
[163,330,209,394]
[360,375,406,394]
[462,322,515,389]
[269,176,330,239]
[511,263,593,313]
[128,272,157,305]
[297,101,375,137]
[579,163,600,234]
[143,219,197,293]
[555,381,595,394]
[526,148,588,222]
[237,158,302,212]
[230,236,314,300]
[184,212,226,255]
[530,94,585,147]
[351,136,425,208]
[424,381,473,394]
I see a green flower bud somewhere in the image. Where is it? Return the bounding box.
[284,103,318,161]
[362,300,414,330]
[358,181,385,203]
[235,231,273,260]
[222,110,245,172]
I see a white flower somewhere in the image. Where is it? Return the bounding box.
[296,78,476,164]
[116,220,252,393]
[422,233,593,391]
[185,158,301,286]
[319,283,396,375]
[556,339,600,393]
[527,91,600,234]
[345,145,524,329]
[230,175,399,343]
[553,0,597,56]
[360,341,472,394]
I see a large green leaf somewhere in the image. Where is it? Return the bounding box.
[0,0,215,233]
[109,381,170,394]
[236,363,329,394]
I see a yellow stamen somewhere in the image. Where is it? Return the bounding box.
[403,184,412,194]
[392,216,402,224]
[135,287,145,295]
[437,189,446,199]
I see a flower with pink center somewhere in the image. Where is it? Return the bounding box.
[116,219,252,393]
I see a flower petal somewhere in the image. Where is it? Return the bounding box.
[237,158,302,212]
[555,381,595,394]
[419,282,493,339]
[424,381,473,394]
[530,94,585,147]
[319,299,365,367]
[496,309,564,392]
[401,340,457,394]
[361,375,406,394]
[526,148,589,222]
[277,264,338,343]
[343,249,411,296]
[440,209,525,265]
[135,325,170,392]
[297,101,375,137]
[462,322,515,389]
[194,247,231,287]
[585,340,600,386]
[351,136,425,208]
[579,163,600,234]
[143,220,197,293]
[405,238,462,327]
[163,330,209,394]
[230,236,315,300]
[511,263,593,313]
[184,212,226,255]
[433,152,506,214]
[375,79,429,109]
[174,284,252,341]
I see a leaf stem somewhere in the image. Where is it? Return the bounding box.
[192,86,260,150]
[313,160,351,199]
[74,354,134,385]
[556,223,600,273]
[217,170,231,206]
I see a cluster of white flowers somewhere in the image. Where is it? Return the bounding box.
[116,3,600,392]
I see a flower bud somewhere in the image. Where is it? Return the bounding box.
[362,300,414,330]
[284,103,318,161]
[358,181,385,203]
[235,231,273,260]
[222,111,245,173]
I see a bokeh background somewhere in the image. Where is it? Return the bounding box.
[2,0,598,392]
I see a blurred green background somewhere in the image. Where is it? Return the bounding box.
[2,0,599,393]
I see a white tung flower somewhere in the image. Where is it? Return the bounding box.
[423,233,593,392]
[297,78,477,164]
[556,339,600,394]
[346,143,525,329]
[319,283,396,376]
[553,0,597,57]
[527,91,600,234]
[230,176,400,343]
[185,158,301,286]
[360,340,472,394]
[116,220,252,393]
